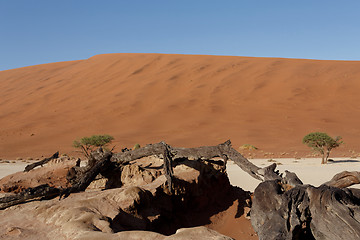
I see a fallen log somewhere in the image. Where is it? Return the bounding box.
[0,184,60,210]
[0,148,113,208]
[111,140,262,181]
[24,152,59,172]
[307,185,360,239]
[323,171,360,188]
[1,140,258,208]
[250,163,360,240]
[60,148,112,199]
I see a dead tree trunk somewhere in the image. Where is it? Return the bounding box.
[0,140,260,208]
[162,142,174,192]
[24,152,59,172]
[323,171,360,188]
[111,140,262,181]
[0,148,113,208]
[250,163,360,240]
[0,184,60,210]
[60,148,113,199]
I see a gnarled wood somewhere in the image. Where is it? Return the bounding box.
[24,152,59,172]
[162,142,174,192]
[251,163,360,240]
[60,148,112,199]
[1,140,259,208]
[307,185,360,240]
[111,140,262,181]
[323,171,360,188]
[251,181,312,240]
[257,163,281,181]
[0,184,60,210]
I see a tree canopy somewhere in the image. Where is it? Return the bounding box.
[302,132,343,164]
[73,134,114,158]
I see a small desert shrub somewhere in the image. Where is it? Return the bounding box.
[73,134,114,158]
[264,152,275,156]
[133,143,141,150]
[239,144,258,150]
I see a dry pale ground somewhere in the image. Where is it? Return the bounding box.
[227,157,360,191]
[0,161,29,179]
[1,53,360,159]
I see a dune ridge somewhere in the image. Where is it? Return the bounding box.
[1,53,360,158]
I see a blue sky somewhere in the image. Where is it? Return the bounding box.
[1,1,360,71]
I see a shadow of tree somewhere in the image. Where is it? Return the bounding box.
[328,159,360,163]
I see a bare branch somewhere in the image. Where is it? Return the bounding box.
[323,171,360,188]
[24,152,59,172]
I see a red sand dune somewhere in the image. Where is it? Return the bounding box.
[1,53,360,158]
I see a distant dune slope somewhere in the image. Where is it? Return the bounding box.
[1,53,360,158]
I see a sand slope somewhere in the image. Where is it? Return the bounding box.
[1,53,360,158]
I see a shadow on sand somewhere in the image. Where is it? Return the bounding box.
[328,159,360,164]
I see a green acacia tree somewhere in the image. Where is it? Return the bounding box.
[302,132,343,164]
[73,134,114,158]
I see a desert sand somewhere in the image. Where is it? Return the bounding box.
[2,53,360,239]
[1,53,360,158]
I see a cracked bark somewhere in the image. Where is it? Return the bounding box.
[251,163,360,240]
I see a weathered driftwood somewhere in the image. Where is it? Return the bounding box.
[250,163,360,240]
[0,184,60,210]
[162,142,174,192]
[111,140,262,181]
[307,185,360,239]
[0,149,113,209]
[323,170,360,188]
[257,163,281,181]
[24,152,59,172]
[60,148,113,199]
[1,140,258,208]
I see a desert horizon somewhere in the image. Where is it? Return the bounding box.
[1,53,360,159]
[3,2,360,239]
[2,53,360,239]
